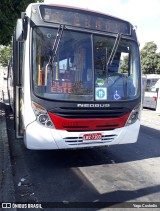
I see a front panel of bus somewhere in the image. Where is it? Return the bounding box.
[18,4,142,149]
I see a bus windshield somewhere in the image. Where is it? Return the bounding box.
[32,27,140,101]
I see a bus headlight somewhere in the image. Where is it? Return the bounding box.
[125,104,141,126]
[32,102,54,129]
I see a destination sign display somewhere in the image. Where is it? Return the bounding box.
[39,6,131,35]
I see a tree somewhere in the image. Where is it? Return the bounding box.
[0,45,12,67]
[119,55,129,73]
[154,52,160,74]
[0,0,44,45]
[140,41,160,74]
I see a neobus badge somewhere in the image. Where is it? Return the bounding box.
[77,104,110,108]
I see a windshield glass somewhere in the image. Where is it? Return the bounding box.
[94,35,140,100]
[32,27,140,101]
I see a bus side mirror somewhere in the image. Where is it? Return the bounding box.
[22,12,28,40]
[16,13,28,41]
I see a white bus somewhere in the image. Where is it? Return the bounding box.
[143,74,160,110]
[7,3,142,149]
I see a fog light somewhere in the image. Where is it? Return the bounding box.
[38,114,49,124]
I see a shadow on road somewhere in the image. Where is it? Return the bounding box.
[5,104,160,208]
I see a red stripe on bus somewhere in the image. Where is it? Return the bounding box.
[48,112,130,131]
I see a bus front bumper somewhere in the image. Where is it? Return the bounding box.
[24,120,140,150]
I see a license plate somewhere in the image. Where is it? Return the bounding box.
[83,133,102,141]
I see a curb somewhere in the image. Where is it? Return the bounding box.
[0,90,16,211]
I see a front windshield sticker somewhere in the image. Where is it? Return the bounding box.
[96,78,105,86]
[114,90,121,100]
[95,87,107,100]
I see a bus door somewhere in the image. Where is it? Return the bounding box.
[13,34,24,138]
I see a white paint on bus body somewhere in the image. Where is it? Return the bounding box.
[24,120,140,149]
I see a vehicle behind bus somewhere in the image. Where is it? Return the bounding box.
[143,74,160,110]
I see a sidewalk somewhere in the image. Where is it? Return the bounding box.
[141,108,160,130]
[0,100,15,202]
[0,69,16,207]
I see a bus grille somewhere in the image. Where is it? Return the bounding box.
[64,134,117,145]
[49,107,130,119]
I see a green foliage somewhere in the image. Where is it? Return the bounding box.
[0,0,44,45]
[0,45,12,67]
[140,41,160,74]
[119,55,128,73]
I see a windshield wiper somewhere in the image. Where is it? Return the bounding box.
[107,33,121,67]
[45,24,65,85]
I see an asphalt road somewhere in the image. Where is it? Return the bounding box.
[5,105,160,211]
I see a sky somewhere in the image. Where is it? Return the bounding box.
[44,0,160,51]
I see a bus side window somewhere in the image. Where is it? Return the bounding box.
[146,79,158,93]
[145,79,151,92]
